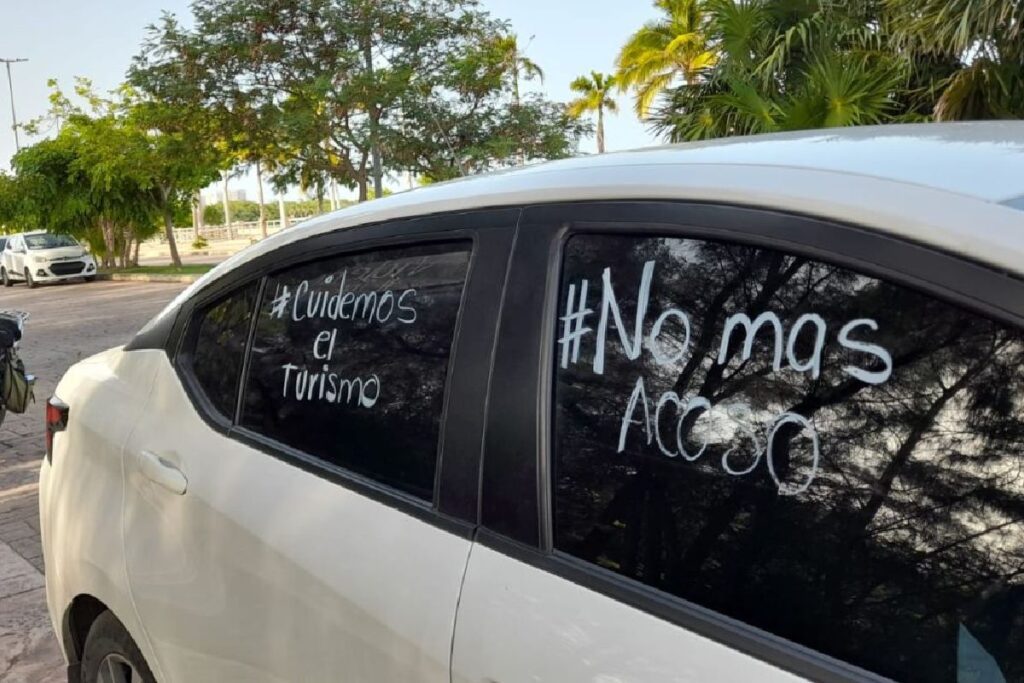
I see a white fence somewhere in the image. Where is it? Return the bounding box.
[157,217,312,245]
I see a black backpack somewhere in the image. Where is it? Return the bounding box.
[0,317,32,414]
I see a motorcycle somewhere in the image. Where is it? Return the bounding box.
[0,310,34,428]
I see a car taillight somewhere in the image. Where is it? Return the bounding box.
[45,396,69,463]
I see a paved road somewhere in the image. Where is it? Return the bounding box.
[0,279,185,682]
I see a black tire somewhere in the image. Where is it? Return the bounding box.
[0,268,9,287]
[84,275,96,282]
[24,268,36,289]
[80,611,156,683]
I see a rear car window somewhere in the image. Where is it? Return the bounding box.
[241,242,471,501]
[187,283,259,419]
[552,233,1024,681]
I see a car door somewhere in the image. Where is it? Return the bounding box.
[121,210,517,682]
[8,235,24,276]
[453,201,1024,683]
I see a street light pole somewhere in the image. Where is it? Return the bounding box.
[0,58,28,152]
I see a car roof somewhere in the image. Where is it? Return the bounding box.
[546,121,1024,204]
[159,122,1024,322]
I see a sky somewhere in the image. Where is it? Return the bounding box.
[0,0,660,201]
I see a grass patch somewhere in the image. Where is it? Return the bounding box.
[102,264,217,275]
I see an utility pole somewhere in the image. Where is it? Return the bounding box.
[0,58,28,152]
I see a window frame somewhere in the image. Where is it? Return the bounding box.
[480,200,1024,683]
[170,208,520,532]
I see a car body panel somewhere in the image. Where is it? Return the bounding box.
[452,544,807,683]
[39,347,160,672]
[118,352,471,682]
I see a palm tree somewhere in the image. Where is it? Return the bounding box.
[494,34,544,108]
[615,0,717,119]
[567,72,619,153]
[885,0,1024,120]
[649,0,911,141]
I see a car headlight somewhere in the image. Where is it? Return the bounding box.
[28,255,48,264]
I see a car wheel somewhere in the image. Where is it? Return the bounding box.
[0,268,9,287]
[84,275,96,282]
[80,611,156,683]
[24,268,36,289]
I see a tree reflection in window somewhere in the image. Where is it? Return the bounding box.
[190,283,258,419]
[553,234,1024,682]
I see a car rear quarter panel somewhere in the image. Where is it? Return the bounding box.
[40,347,164,668]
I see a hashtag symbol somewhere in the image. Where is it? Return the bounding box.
[269,283,292,319]
[558,279,592,368]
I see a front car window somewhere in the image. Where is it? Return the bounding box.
[241,242,471,501]
[553,233,1024,681]
[25,233,78,250]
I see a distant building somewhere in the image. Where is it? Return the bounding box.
[204,189,248,203]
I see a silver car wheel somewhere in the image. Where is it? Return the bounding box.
[97,653,140,683]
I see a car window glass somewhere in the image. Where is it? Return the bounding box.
[25,234,77,249]
[241,242,471,501]
[552,233,1024,682]
[187,283,259,419]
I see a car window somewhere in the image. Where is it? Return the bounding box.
[552,233,1024,682]
[241,242,471,501]
[186,283,259,419]
[24,233,78,249]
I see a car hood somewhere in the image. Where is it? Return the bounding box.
[28,246,89,260]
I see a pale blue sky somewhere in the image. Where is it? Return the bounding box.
[0,0,661,198]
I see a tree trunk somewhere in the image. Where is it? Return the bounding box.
[100,218,117,269]
[161,187,182,268]
[220,170,233,237]
[191,191,201,240]
[255,159,268,238]
[132,237,140,267]
[361,33,384,199]
[196,191,205,234]
[513,67,525,165]
[597,106,606,154]
[122,232,133,270]
[278,194,289,229]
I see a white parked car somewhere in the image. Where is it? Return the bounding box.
[1,231,98,287]
[41,123,1024,683]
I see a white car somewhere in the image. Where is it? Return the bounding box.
[1,231,98,287]
[41,123,1024,683]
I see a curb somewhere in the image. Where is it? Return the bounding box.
[95,273,202,284]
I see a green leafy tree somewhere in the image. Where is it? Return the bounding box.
[647,0,915,141]
[615,0,716,118]
[568,71,618,153]
[15,79,219,268]
[885,0,1024,120]
[134,0,588,199]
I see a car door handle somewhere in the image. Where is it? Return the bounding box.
[137,450,188,495]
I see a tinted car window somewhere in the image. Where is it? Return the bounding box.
[187,284,259,419]
[553,233,1024,682]
[241,242,471,501]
